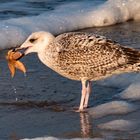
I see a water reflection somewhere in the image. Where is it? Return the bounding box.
[79,112,93,138]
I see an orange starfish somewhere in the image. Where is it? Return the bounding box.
[6,50,26,77]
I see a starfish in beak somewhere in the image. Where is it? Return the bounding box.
[6,49,26,77]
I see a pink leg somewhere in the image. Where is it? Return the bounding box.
[79,80,87,111]
[84,81,92,108]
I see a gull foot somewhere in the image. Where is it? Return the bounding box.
[71,107,87,113]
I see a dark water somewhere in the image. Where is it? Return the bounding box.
[0,0,105,20]
[0,21,140,140]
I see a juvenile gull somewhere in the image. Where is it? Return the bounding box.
[16,31,140,111]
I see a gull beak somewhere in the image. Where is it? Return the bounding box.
[13,45,32,56]
[11,48,25,60]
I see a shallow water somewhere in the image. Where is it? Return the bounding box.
[0,21,140,140]
[0,0,140,140]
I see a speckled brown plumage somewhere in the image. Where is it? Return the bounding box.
[43,32,140,81]
[18,31,140,111]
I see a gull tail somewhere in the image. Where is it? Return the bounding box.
[122,47,140,72]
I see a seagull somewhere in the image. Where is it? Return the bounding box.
[16,31,140,112]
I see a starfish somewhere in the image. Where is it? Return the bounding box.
[6,50,26,77]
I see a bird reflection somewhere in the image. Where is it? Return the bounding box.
[80,112,93,137]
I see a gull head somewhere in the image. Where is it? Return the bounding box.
[17,31,55,55]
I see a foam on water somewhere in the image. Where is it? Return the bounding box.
[119,81,140,100]
[98,119,137,131]
[88,101,137,119]
[21,137,104,140]
[0,0,139,49]
[98,73,139,89]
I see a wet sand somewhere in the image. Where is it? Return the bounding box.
[0,21,140,140]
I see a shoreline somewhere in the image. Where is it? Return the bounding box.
[0,21,140,140]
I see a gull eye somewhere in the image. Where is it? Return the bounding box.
[29,38,37,43]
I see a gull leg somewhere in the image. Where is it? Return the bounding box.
[79,80,87,111]
[84,81,92,108]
